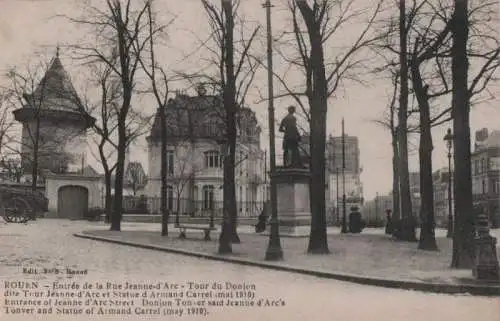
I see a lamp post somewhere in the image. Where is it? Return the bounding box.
[336,167,340,225]
[444,128,454,238]
[341,118,348,233]
[263,0,283,261]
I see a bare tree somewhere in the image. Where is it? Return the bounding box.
[136,1,174,236]
[409,11,455,250]
[178,0,261,253]
[397,0,418,242]
[67,0,156,231]
[264,0,383,253]
[374,0,499,249]
[371,69,401,227]
[0,91,15,157]
[124,161,147,196]
[82,63,121,223]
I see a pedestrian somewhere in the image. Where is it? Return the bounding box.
[255,201,269,233]
[385,209,393,235]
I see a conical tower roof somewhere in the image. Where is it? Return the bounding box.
[30,50,82,112]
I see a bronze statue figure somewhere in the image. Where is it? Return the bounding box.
[279,106,302,168]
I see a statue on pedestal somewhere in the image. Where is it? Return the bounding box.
[279,106,302,168]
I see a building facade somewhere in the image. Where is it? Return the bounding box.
[472,128,500,227]
[326,134,363,223]
[432,167,454,228]
[362,171,421,226]
[362,194,392,226]
[10,51,102,219]
[299,133,363,224]
[145,90,266,217]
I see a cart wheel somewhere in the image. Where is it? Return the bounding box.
[1,204,12,223]
[3,197,31,224]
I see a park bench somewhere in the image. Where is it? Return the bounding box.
[175,207,218,241]
[176,224,216,241]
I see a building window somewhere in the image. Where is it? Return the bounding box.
[202,185,214,210]
[204,151,221,168]
[166,150,174,174]
[482,180,486,194]
[205,121,218,137]
[166,185,174,210]
[482,158,488,173]
[239,150,243,176]
[493,180,500,194]
[475,159,480,174]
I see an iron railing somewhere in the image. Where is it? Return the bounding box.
[118,195,265,218]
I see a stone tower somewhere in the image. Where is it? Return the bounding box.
[13,50,95,181]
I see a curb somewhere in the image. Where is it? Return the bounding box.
[73,232,500,297]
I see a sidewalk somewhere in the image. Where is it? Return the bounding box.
[75,223,500,296]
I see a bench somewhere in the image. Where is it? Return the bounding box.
[176,224,216,241]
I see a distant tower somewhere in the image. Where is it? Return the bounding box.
[13,49,95,180]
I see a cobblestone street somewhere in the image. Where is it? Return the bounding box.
[0,219,498,321]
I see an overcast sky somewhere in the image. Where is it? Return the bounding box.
[0,0,499,200]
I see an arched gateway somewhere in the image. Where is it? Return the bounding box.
[57,185,89,219]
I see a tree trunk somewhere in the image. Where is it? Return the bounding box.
[98,138,113,223]
[222,0,240,246]
[104,171,112,223]
[304,25,329,254]
[160,103,169,236]
[111,124,126,231]
[451,0,475,268]
[397,0,416,242]
[218,0,237,253]
[31,119,40,191]
[411,62,438,251]
[308,107,329,253]
[391,130,401,224]
[229,142,240,243]
[390,92,400,226]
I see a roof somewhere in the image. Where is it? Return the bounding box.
[24,54,82,113]
[148,93,260,142]
[81,165,99,176]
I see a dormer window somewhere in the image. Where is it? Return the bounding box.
[204,150,221,168]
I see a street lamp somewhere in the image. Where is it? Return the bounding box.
[444,128,454,238]
[263,0,283,261]
[341,118,348,233]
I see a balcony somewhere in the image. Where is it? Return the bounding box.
[197,167,223,179]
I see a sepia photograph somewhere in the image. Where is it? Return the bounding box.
[0,0,499,320]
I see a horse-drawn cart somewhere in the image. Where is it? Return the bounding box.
[0,186,48,223]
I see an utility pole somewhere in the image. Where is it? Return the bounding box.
[264,149,267,201]
[341,118,348,233]
[336,167,340,225]
[263,0,283,261]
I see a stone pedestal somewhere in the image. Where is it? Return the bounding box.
[473,211,500,282]
[272,167,311,237]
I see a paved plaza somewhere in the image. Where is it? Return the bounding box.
[81,221,500,288]
[0,219,499,321]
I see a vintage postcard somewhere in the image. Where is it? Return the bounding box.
[0,0,499,320]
